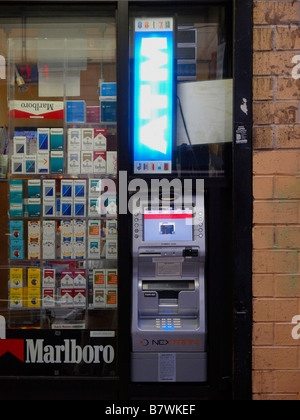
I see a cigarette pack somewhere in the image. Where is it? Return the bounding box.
[10,288,23,308]
[74,241,86,260]
[10,180,23,203]
[61,179,73,198]
[106,269,118,287]
[81,151,93,174]
[61,241,73,260]
[106,239,118,260]
[93,151,106,174]
[43,269,56,288]
[10,203,23,218]
[43,220,56,240]
[106,196,117,215]
[50,128,64,151]
[38,128,50,151]
[28,179,41,198]
[37,151,49,174]
[93,288,106,308]
[26,288,41,308]
[93,269,106,288]
[74,180,86,198]
[10,239,24,260]
[43,240,56,260]
[68,128,81,151]
[10,220,23,240]
[88,220,101,238]
[13,136,26,155]
[88,197,101,217]
[43,288,56,308]
[61,199,73,217]
[89,179,101,197]
[50,151,64,174]
[74,199,86,217]
[106,288,118,308]
[73,270,87,287]
[27,268,41,289]
[88,239,100,259]
[61,220,73,243]
[68,152,81,174]
[106,219,118,237]
[74,219,86,242]
[60,288,74,308]
[28,242,41,260]
[43,199,55,217]
[25,155,36,174]
[81,128,94,151]
[94,129,107,151]
[28,221,40,244]
[11,155,24,174]
[10,268,23,288]
[106,151,117,175]
[43,179,56,199]
[61,271,74,287]
[73,288,86,308]
[27,198,41,217]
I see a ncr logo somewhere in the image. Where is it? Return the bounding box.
[0,316,24,362]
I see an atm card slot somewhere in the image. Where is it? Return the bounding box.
[142,280,195,292]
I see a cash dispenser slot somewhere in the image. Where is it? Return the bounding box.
[139,280,198,317]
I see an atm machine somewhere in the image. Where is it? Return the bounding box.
[131,190,206,382]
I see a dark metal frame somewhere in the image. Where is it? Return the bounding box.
[0,0,252,401]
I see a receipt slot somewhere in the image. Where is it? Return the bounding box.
[131,192,206,382]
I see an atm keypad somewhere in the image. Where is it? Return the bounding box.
[155,318,182,329]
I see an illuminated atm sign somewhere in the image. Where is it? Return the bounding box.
[134,18,174,174]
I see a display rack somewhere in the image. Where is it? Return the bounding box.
[7,36,118,331]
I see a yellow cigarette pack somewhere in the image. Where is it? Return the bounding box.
[26,288,41,308]
[10,287,23,308]
[27,268,41,289]
[10,268,23,288]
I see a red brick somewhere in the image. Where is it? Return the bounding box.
[274,371,300,393]
[276,126,300,149]
[253,2,300,26]
[274,176,300,199]
[253,250,298,273]
[275,275,300,297]
[253,126,274,149]
[253,226,274,249]
[275,227,300,249]
[253,27,274,51]
[253,151,300,175]
[253,77,274,101]
[276,78,300,100]
[253,52,297,77]
[253,176,274,199]
[253,201,300,224]
[253,347,298,370]
[253,274,274,297]
[253,323,274,345]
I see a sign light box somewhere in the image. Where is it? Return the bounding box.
[133,18,174,174]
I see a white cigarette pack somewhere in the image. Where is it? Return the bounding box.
[81,151,93,174]
[81,128,94,151]
[68,128,81,151]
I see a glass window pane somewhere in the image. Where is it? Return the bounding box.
[130,6,233,176]
[0,8,118,378]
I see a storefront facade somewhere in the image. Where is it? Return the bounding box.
[0,0,255,401]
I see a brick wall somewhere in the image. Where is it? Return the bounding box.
[253,0,300,400]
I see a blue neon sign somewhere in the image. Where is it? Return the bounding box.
[133,19,174,174]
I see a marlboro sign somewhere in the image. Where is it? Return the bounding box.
[9,100,64,120]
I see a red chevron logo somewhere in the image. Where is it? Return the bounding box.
[0,340,24,362]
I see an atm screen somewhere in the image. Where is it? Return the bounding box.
[144,208,193,242]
